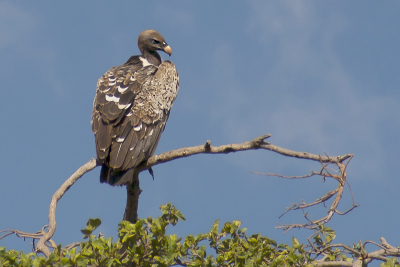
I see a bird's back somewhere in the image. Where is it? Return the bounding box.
[92,56,179,185]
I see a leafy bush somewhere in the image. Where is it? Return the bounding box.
[0,203,348,267]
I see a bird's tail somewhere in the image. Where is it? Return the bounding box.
[100,164,134,186]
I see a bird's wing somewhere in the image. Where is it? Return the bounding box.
[137,60,180,162]
[92,57,179,184]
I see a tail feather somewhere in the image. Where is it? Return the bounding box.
[100,165,134,186]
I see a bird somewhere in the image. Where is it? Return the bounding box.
[91,29,179,186]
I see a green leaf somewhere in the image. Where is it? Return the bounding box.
[210,219,220,235]
[292,237,300,248]
[233,220,241,228]
[160,203,171,214]
[325,234,332,243]
[175,210,186,221]
[87,218,102,229]
[81,229,93,238]
[81,218,102,238]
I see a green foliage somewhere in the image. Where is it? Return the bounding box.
[1,203,395,266]
[81,218,102,239]
[381,258,399,267]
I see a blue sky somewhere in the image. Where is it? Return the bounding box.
[1,1,399,260]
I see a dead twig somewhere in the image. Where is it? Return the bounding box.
[253,155,356,231]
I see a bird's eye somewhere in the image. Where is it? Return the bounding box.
[152,39,160,45]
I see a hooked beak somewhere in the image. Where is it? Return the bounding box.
[163,45,172,56]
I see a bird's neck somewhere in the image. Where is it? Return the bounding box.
[142,50,162,66]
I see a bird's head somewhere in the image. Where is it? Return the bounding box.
[138,29,172,56]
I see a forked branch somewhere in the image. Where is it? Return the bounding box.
[253,155,357,231]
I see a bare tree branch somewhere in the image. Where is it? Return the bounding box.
[0,227,55,252]
[36,158,98,257]
[137,134,352,173]
[251,170,320,179]
[62,242,81,250]
[252,155,356,231]
[1,134,355,257]
[315,262,353,267]
[312,237,400,267]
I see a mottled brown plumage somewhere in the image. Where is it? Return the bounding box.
[92,30,179,185]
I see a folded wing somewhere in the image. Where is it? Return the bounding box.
[92,57,179,185]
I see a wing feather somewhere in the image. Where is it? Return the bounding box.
[109,126,135,168]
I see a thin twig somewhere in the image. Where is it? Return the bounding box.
[260,155,357,231]
[251,171,318,179]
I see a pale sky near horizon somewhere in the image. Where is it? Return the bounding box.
[1,1,399,263]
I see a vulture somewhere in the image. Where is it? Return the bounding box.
[91,29,179,186]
